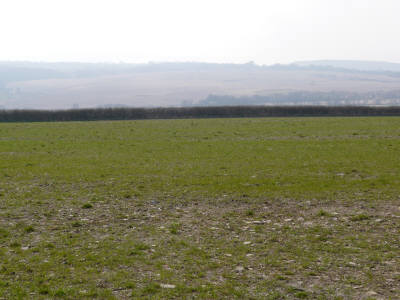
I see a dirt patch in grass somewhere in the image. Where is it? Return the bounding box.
[1,194,398,299]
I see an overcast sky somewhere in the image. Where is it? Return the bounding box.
[1,0,399,65]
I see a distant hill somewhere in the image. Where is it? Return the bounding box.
[2,61,400,109]
[294,60,400,73]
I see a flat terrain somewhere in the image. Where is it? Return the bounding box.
[0,117,399,299]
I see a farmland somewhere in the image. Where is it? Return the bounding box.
[0,117,399,299]
[3,61,400,109]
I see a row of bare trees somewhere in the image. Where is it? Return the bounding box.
[1,106,400,122]
[196,91,400,106]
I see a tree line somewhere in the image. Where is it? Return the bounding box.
[196,91,400,106]
[1,106,400,122]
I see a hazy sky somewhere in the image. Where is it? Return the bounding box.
[1,0,399,64]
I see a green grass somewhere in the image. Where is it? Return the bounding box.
[0,117,399,299]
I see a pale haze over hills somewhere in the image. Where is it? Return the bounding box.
[295,60,400,73]
[1,60,400,109]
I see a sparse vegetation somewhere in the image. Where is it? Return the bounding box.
[82,203,93,209]
[350,214,371,221]
[0,117,399,299]
[316,209,331,217]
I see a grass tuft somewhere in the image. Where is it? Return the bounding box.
[350,214,370,221]
[82,203,93,209]
[24,226,35,233]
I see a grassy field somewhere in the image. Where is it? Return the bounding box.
[0,117,399,299]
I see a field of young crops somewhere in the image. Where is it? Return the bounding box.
[0,117,399,299]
